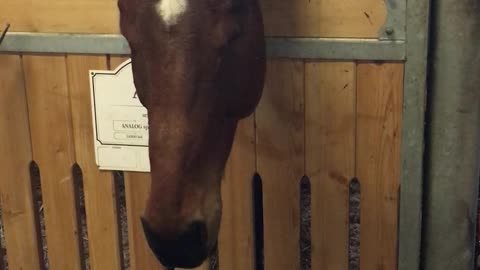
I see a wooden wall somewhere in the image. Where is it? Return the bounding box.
[0,0,386,37]
[0,1,404,270]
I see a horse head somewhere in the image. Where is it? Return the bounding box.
[117,0,266,267]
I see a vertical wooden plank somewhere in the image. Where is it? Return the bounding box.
[2,0,119,34]
[0,221,4,270]
[356,62,403,270]
[66,55,122,270]
[0,54,41,270]
[23,55,81,270]
[260,0,387,38]
[3,0,387,38]
[218,116,256,270]
[123,172,164,270]
[305,61,355,270]
[256,59,304,270]
[109,56,165,270]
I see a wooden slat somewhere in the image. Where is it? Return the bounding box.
[356,62,403,270]
[0,54,41,270]
[23,55,81,270]
[66,55,122,270]
[260,0,386,37]
[109,56,165,270]
[1,0,118,34]
[305,61,355,270]
[2,0,385,38]
[0,224,4,270]
[256,59,304,270]
[218,116,256,270]
[123,172,164,270]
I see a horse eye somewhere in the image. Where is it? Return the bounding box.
[224,28,242,49]
[216,31,240,53]
[228,31,241,44]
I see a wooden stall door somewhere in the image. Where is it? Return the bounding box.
[256,59,305,270]
[67,55,122,270]
[23,55,82,270]
[357,62,403,270]
[305,61,356,270]
[0,54,41,270]
[253,59,403,270]
[2,0,387,38]
[218,116,256,270]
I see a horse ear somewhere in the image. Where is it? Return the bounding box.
[207,0,247,49]
[118,0,141,44]
[219,1,266,119]
[118,0,151,108]
[130,49,151,109]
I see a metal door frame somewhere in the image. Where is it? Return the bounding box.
[0,1,433,269]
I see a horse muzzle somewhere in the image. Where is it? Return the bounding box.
[141,218,209,268]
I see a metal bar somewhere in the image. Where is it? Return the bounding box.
[0,32,406,60]
[266,38,405,60]
[422,0,480,269]
[396,0,431,269]
[378,0,406,41]
[0,33,131,55]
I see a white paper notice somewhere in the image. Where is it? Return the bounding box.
[89,59,151,172]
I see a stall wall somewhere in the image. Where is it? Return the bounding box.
[0,1,404,270]
[1,0,387,37]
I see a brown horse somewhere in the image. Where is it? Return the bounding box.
[117,0,266,268]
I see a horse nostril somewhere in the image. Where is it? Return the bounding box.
[141,218,209,268]
[188,221,208,243]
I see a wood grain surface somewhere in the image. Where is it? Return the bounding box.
[0,54,41,270]
[256,59,305,270]
[23,54,82,270]
[356,62,403,270]
[305,61,356,270]
[66,55,122,270]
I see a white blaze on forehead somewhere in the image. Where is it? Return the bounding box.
[155,0,188,26]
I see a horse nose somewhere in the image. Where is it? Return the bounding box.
[141,218,208,268]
